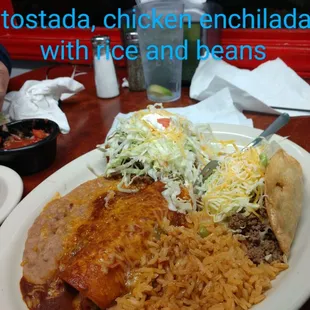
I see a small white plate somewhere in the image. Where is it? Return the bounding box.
[0,165,23,224]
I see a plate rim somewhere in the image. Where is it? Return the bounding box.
[0,165,23,224]
[1,123,310,310]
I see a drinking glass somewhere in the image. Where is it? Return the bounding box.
[135,1,184,102]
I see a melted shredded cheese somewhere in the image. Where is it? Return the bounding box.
[202,146,266,222]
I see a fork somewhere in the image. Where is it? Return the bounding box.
[200,113,290,182]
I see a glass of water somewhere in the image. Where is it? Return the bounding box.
[135,1,184,102]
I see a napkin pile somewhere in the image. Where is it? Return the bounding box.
[2,76,85,134]
[3,55,309,134]
[190,57,310,117]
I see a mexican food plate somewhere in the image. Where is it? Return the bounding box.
[0,106,309,310]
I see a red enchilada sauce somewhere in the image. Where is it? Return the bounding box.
[0,129,49,150]
[20,276,100,310]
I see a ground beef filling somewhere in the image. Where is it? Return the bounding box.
[228,209,283,264]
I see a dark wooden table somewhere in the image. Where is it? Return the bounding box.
[8,64,310,310]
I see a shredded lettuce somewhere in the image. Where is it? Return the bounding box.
[97,104,220,212]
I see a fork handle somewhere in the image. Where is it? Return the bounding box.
[243,113,290,150]
[259,113,290,139]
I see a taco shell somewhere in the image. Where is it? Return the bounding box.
[264,148,303,256]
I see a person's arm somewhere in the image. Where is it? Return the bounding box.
[0,44,11,111]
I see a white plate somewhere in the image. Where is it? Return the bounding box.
[0,123,310,310]
[0,165,23,224]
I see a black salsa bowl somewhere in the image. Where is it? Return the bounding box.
[0,118,60,176]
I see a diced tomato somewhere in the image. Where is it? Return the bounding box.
[1,129,50,150]
[3,138,35,149]
[157,118,171,128]
[32,129,48,139]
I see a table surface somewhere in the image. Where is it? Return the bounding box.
[7,63,310,310]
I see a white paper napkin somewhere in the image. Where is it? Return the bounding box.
[2,77,85,134]
[190,57,310,116]
[106,88,253,138]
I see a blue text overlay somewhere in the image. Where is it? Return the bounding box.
[1,8,306,61]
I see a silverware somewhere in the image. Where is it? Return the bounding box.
[200,113,290,182]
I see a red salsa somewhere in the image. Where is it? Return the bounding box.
[0,129,49,150]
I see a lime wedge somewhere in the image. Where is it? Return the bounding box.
[147,84,173,97]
